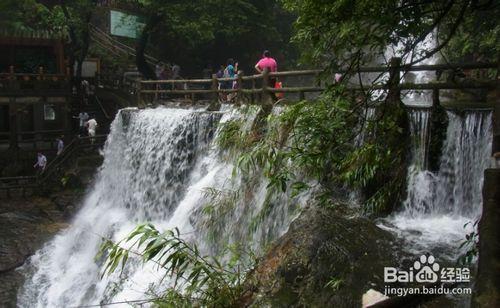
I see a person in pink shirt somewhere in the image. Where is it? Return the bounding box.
[255,50,279,100]
[255,50,277,74]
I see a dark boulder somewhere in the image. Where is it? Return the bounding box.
[242,205,401,307]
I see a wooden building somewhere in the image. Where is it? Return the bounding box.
[0,30,71,151]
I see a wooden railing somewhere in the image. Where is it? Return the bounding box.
[138,60,498,106]
[38,135,107,186]
[0,130,66,150]
[0,176,38,198]
[89,24,161,66]
[0,67,70,92]
[0,135,106,198]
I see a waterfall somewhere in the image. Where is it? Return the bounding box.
[408,109,431,170]
[354,107,376,147]
[18,106,307,307]
[434,112,492,217]
[401,108,434,217]
[380,111,492,259]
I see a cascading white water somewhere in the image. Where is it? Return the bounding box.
[354,107,376,147]
[380,111,492,259]
[401,108,434,217]
[18,106,307,307]
[408,109,431,169]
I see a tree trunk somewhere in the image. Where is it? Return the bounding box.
[136,15,162,80]
[59,1,93,85]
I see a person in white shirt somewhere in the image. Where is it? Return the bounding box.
[34,152,47,172]
[86,117,98,143]
[74,111,89,136]
[56,137,64,155]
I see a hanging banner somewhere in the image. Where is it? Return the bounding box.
[110,10,145,39]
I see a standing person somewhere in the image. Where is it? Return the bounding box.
[255,50,278,100]
[74,111,89,136]
[170,63,181,90]
[155,62,163,79]
[81,79,90,105]
[34,152,47,173]
[216,65,226,101]
[255,50,278,74]
[216,64,225,86]
[86,117,98,144]
[172,64,181,79]
[56,136,64,156]
[224,59,238,80]
[223,59,238,97]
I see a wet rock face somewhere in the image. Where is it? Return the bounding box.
[0,192,83,307]
[243,205,401,307]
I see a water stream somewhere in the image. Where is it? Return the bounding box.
[18,107,306,307]
[380,110,492,260]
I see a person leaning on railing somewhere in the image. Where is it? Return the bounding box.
[255,50,278,100]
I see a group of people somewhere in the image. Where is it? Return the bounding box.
[72,79,95,105]
[33,112,98,174]
[216,58,239,102]
[155,63,181,82]
[215,50,280,102]
[75,111,98,139]
[33,136,64,173]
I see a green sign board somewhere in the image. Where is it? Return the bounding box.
[110,10,145,39]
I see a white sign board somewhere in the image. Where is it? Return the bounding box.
[110,10,145,39]
[74,59,99,78]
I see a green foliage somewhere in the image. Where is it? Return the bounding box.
[219,89,408,215]
[0,0,50,32]
[278,93,355,182]
[324,276,343,292]
[282,0,499,71]
[122,0,297,74]
[199,187,240,245]
[445,4,500,61]
[99,224,251,307]
[458,220,479,266]
[216,119,254,158]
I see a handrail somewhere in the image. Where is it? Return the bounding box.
[93,95,111,120]
[0,176,37,183]
[141,79,212,84]
[0,135,107,198]
[0,73,68,78]
[0,135,107,190]
[38,135,107,184]
[89,24,161,66]
[138,61,498,105]
[41,136,82,173]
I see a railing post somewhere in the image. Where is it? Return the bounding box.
[251,78,256,102]
[237,70,244,105]
[137,79,143,108]
[432,88,439,108]
[38,66,44,80]
[191,92,196,105]
[211,74,218,102]
[262,68,273,107]
[387,57,401,105]
[8,99,18,149]
[155,81,159,102]
[8,66,16,89]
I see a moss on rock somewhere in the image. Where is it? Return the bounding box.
[242,205,401,307]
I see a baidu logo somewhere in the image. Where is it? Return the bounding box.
[384,254,470,284]
[413,254,440,283]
